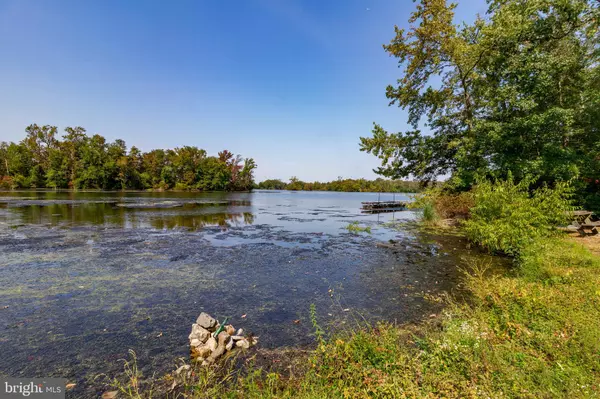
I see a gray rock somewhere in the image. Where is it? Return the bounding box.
[206,336,218,352]
[207,345,225,363]
[225,340,234,351]
[231,335,244,341]
[196,313,217,330]
[188,323,210,343]
[217,331,230,346]
[236,328,243,336]
[206,332,230,364]
[236,339,250,349]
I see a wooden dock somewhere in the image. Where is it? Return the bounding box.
[361,201,407,213]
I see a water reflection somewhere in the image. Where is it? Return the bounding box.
[149,212,254,230]
[0,190,416,237]
[4,202,255,230]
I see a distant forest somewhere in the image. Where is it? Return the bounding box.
[257,177,422,193]
[0,124,256,191]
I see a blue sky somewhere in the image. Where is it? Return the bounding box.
[0,0,486,182]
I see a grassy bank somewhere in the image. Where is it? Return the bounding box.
[114,183,600,398]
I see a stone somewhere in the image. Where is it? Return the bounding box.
[190,339,201,348]
[205,332,230,363]
[190,344,212,360]
[225,339,234,351]
[236,328,243,336]
[231,335,244,341]
[206,336,218,352]
[225,325,235,336]
[197,346,212,358]
[196,313,217,330]
[236,339,250,349]
[207,345,225,363]
[188,323,210,343]
[217,331,230,346]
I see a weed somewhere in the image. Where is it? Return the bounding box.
[310,303,325,346]
[345,221,372,234]
[421,201,439,224]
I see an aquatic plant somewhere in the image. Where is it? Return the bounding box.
[345,222,372,234]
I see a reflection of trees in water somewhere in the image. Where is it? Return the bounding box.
[149,212,254,230]
[179,200,251,209]
[14,203,123,226]
[11,203,253,230]
[243,212,254,225]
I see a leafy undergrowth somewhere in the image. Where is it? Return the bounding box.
[115,235,600,398]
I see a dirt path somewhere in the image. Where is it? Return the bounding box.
[568,232,600,256]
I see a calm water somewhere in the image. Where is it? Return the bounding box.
[0,190,414,237]
[0,190,495,397]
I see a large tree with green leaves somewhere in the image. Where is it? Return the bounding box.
[360,0,599,206]
[0,124,257,192]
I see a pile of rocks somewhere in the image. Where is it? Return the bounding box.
[189,312,257,365]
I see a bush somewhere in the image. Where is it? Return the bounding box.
[174,182,189,191]
[421,201,438,223]
[433,191,474,219]
[463,178,574,256]
[411,188,473,219]
[0,175,13,189]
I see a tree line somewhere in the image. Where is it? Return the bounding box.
[360,0,600,210]
[0,124,256,191]
[257,177,422,193]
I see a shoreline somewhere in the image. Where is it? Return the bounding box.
[105,222,600,398]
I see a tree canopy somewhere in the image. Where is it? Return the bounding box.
[0,124,256,191]
[257,177,422,193]
[360,0,600,208]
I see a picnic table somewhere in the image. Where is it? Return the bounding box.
[568,210,600,236]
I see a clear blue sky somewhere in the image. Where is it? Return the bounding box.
[0,0,486,182]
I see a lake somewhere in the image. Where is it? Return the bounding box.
[0,190,492,397]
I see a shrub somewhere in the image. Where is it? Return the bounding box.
[174,182,189,191]
[421,201,438,223]
[410,188,473,220]
[463,178,574,256]
[433,191,474,219]
[11,174,29,188]
[0,175,13,189]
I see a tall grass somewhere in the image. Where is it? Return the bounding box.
[421,201,438,223]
